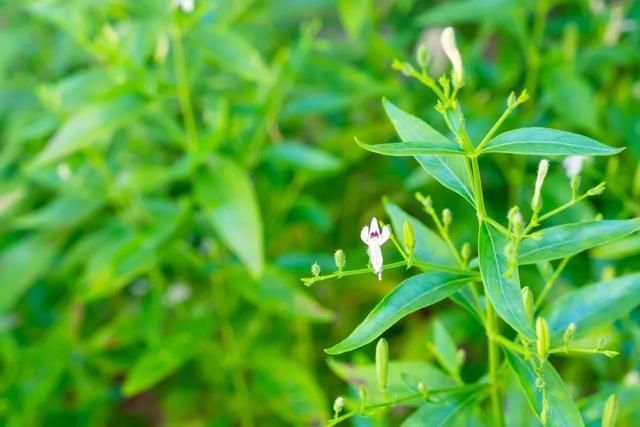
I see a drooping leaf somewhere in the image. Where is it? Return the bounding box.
[505,348,585,427]
[195,155,264,277]
[542,273,640,344]
[122,332,198,397]
[519,219,640,265]
[328,359,455,406]
[356,138,464,156]
[401,392,479,427]
[383,98,475,206]
[0,236,57,311]
[481,127,622,156]
[325,272,469,354]
[31,94,146,166]
[478,222,535,339]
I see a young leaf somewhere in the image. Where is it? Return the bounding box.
[481,127,622,156]
[401,392,479,427]
[431,319,460,376]
[31,94,146,166]
[325,272,469,354]
[195,155,264,277]
[356,138,464,156]
[519,219,640,265]
[542,273,640,343]
[478,222,535,339]
[505,348,585,427]
[382,98,475,206]
[328,359,455,406]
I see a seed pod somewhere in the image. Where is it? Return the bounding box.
[521,287,534,322]
[536,317,550,362]
[376,338,389,392]
[602,394,619,427]
[334,249,346,271]
[311,262,321,277]
[403,220,415,253]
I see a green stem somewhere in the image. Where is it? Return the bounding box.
[171,25,199,153]
[485,302,505,427]
[476,104,516,153]
[535,257,571,310]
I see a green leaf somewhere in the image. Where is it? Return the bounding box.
[478,222,535,339]
[401,392,479,427]
[325,272,469,354]
[481,127,622,156]
[263,141,343,175]
[542,273,640,343]
[13,195,102,230]
[338,0,371,39]
[201,29,270,82]
[195,155,264,277]
[0,236,56,311]
[122,332,197,397]
[384,201,456,266]
[328,359,455,406]
[431,319,460,376]
[519,219,640,265]
[31,94,146,166]
[505,348,585,427]
[234,267,334,322]
[383,98,475,206]
[356,137,464,156]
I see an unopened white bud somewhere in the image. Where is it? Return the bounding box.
[532,159,549,211]
[440,27,464,87]
[333,396,344,418]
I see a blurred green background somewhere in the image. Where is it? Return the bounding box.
[1,0,639,425]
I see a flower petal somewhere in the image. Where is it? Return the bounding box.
[361,226,370,244]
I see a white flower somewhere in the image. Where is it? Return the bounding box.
[174,0,194,13]
[563,155,586,179]
[361,217,391,280]
[531,159,549,210]
[440,27,463,87]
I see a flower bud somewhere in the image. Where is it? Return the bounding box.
[517,89,530,104]
[535,376,545,389]
[563,322,576,350]
[508,206,524,235]
[358,384,367,407]
[461,243,471,263]
[521,287,534,322]
[536,317,550,362]
[334,249,346,271]
[417,382,427,396]
[532,159,549,212]
[415,192,434,214]
[507,91,517,108]
[376,338,389,392]
[587,181,606,196]
[311,262,321,277]
[440,27,464,87]
[403,220,415,253]
[333,396,344,418]
[392,59,416,77]
[442,208,452,228]
[416,43,429,69]
[456,348,466,366]
[602,394,619,427]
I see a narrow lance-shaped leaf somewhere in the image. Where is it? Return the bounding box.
[505,348,585,427]
[481,127,623,156]
[519,219,640,265]
[356,137,464,156]
[478,222,535,339]
[382,98,475,206]
[400,392,480,427]
[195,155,264,277]
[542,273,640,344]
[325,272,469,354]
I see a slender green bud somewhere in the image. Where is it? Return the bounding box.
[508,206,524,235]
[417,382,427,397]
[507,91,517,108]
[456,348,466,366]
[587,181,606,196]
[403,220,415,253]
[563,323,576,350]
[521,287,534,322]
[416,43,429,69]
[442,208,452,228]
[333,396,344,418]
[517,89,530,104]
[536,317,550,362]
[376,338,389,392]
[461,243,471,263]
[602,394,619,427]
[415,192,434,214]
[311,262,321,277]
[334,249,346,271]
[358,385,367,410]
[392,59,416,77]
